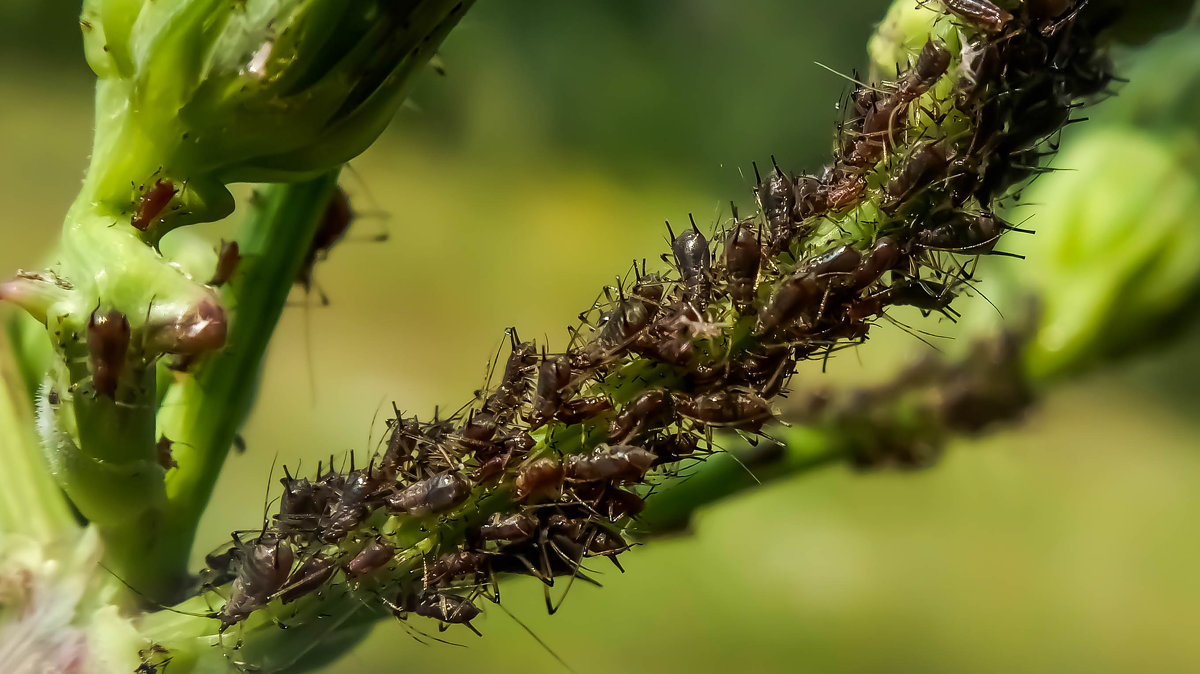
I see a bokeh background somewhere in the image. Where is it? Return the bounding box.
[4,2,1200,672]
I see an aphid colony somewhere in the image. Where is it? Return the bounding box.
[195,0,1111,641]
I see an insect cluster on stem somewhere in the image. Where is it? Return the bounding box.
[190,0,1113,653]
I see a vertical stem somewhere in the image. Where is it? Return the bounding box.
[136,172,341,599]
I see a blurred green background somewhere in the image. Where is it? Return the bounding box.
[4,2,1200,672]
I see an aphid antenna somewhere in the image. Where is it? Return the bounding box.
[492,599,577,673]
[813,61,883,92]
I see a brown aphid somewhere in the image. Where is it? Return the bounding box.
[411,591,481,631]
[940,0,1012,33]
[131,179,178,231]
[912,211,1010,255]
[754,271,818,336]
[793,174,830,222]
[279,553,337,604]
[155,435,178,471]
[425,549,489,587]
[485,336,539,416]
[956,41,1001,111]
[608,389,673,444]
[296,187,354,294]
[755,161,796,243]
[527,355,572,428]
[722,223,762,313]
[472,452,512,484]
[851,237,902,289]
[318,468,378,543]
[882,143,950,213]
[514,457,564,502]
[565,444,656,483]
[479,511,539,544]
[556,395,613,425]
[677,391,773,430]
[216,533,295,632]
[209,240,241,287]
[602,488,645,520]
[87,308,131,399]
[347,539,395,578]
[824,174,867,211]
[895,39,951,103]
[385,472,471,516]
[672,223,712,309]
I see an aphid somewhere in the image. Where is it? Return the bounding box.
[555,395,613,425]
[940,0,1012,34]
[279,553,337,604]
[754,271,817,336]
[87,308,130,399]
[425,549,490,587]
[806,244,863,279]
[792,174,830,222]
[378,415,421,482]
[824,174,867,211]
[479,511,539,544]
[208,240,241,287]
[471,452,512,484]
[912,211,1013,256]
[722,223,762,313]
[881,143,950,213]
[608,389,673,444]
[484,336,539,416]
[296,187,353,297]
[131,179,178,231]
[385,472,471,516]
[895,39,951,103]
[755,161,795,236]
[672,220,712,308]
[956,41,1001,111]
[216,533,295,632]
[676,390,773,430]
[410,591,482,633]
[155,435,179,471]
[318,467,378,543]
[565,444,656,483]
[275,470,322,535]
[884,276,962,320]
[527,355,572,428]
[347,539,395,578]
[851,237,902,289]
[459,410,498,448]
[600,487,645,520]
[514,457,564,502]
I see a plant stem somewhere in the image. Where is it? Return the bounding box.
[0,329,77,541]
[136,173,342,599]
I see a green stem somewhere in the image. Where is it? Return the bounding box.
[0,329,78,541]
[142,173,341,599]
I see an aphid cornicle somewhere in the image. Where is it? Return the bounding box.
[722,223,762,313]
[385,472,471,516]
[87,308,130,399]
[131,179,178,231]
[216,533,294,632]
